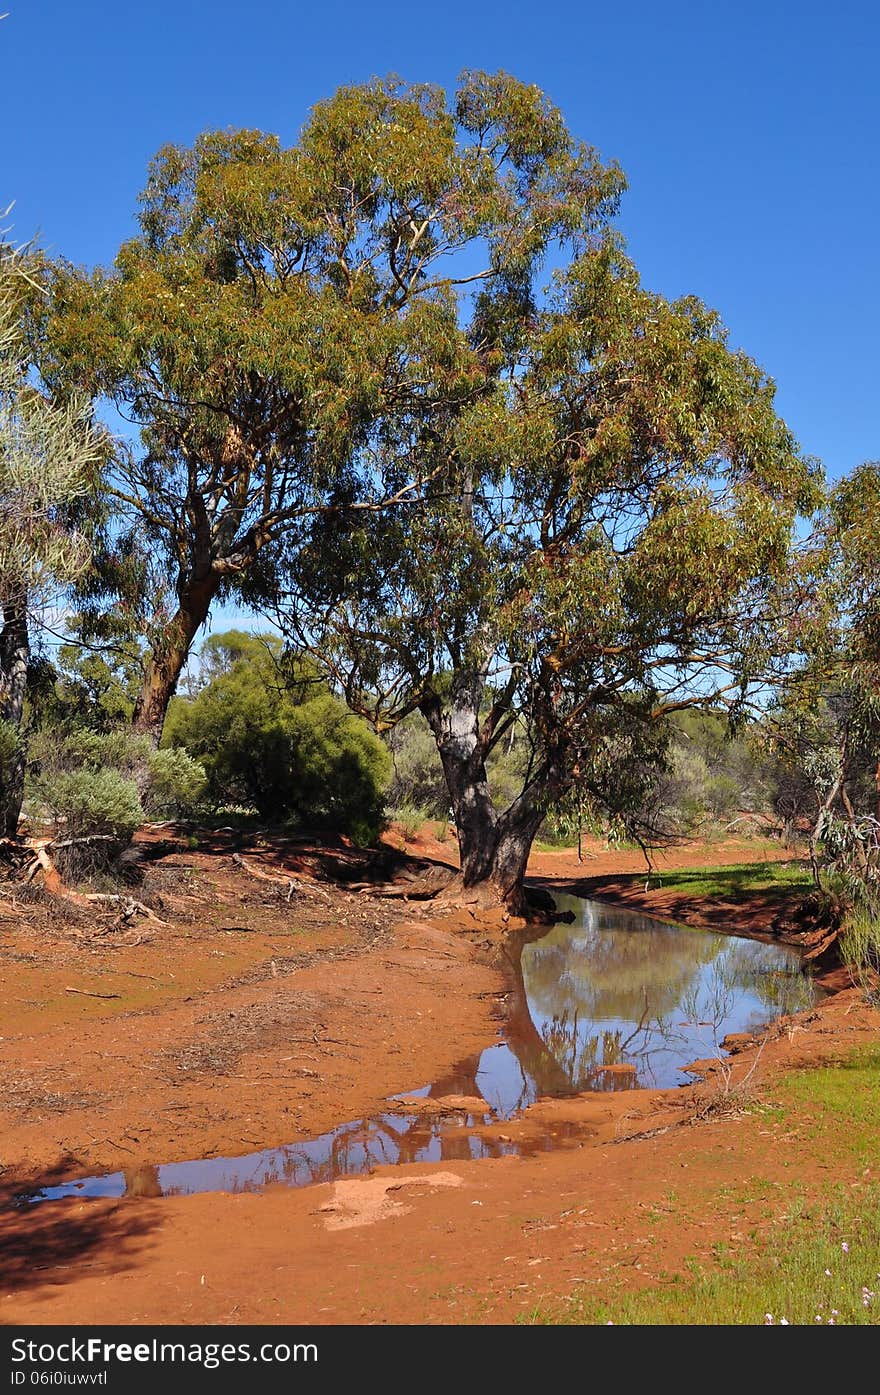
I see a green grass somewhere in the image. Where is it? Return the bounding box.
[526,1187,880,1324]
[524,1043,880,1326]
[643,860,812,902]
[780,1046,880,1166]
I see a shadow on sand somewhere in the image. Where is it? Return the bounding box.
[1,1159,159,1295]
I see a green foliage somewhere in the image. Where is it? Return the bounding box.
[0,251,106,607]
[656,711,774,837]
[0,717,18,780]
[27,724,206,876]
[145,747,207,818]
[163,631,390,839]
[764,461,880,914]
[45,615,145,730]
[389,803,430,842]
[385,714,449,817]
[36,766,143,843]
[273,136,819,886]
[0,249,108,834]
[838,908,880,1003]
[35,73,624,734]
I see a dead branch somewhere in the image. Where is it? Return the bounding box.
[64,987,122,1000]
[81,894,167,925]
[231,852,298,900]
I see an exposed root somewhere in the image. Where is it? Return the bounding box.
[230,852,335,902]
[81,894,167,925]
[10,839,167,926]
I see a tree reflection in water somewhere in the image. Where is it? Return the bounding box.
[512,898,819,1095]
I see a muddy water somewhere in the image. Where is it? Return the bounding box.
[18,898,820,1204]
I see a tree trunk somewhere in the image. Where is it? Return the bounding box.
[131,574,220,744]
[420,676,551,915]
[455,806,548,915]
[0,594,30,838]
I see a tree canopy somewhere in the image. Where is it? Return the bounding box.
[36,72,623,740]
[273,217,821,907]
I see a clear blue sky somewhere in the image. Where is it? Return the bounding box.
[4,0,878,491]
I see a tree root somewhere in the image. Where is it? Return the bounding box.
[14,838,166,924]
[81,894,167,925]
[230,852,334,902]
[231,852,298,899]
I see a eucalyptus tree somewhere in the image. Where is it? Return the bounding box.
[769,462,880,910]
[0,252,104,836]
[36,72,622,742]
[275,233,821,912]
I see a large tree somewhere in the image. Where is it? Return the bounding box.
[0,251,104,837]
[274,231,821,912]
[36,73,622,741]
[768,461,880,910]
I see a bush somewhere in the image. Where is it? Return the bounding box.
[145,747,207,817]
[35,766,143,879]
[163,632,390,841]
[27,724,207,879]
[840,906,880,1004]
[37,766,143,841]
[389,803,430,842]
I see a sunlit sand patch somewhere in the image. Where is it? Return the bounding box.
[318,1171,464,1230]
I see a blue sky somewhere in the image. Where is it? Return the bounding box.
[5,0,879,643]
[5,0,876,486]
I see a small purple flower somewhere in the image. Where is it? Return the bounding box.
[842,1242,849,1253]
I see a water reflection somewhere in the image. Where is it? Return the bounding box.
[17,898,819,1204]
[510,898,817,1096]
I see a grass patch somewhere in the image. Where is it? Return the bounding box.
[526,1185,880,1324]
[525,1043,880,1325]
[779,1046,880,1165]
[645,860,812,902]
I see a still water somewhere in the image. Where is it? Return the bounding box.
[18,898,819,1203]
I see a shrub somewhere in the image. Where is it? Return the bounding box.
[35,766,143,879]
[390,803,429,843]
[164,632,390,840]
[145,747,207,817]
[37,766,143,841]
[840,907,880,1004]
[27,724,206,879]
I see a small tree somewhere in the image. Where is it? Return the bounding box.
[0,249,104,836]
[164,631,390,840]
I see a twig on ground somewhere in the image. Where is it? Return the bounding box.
[65,987,122,1000]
